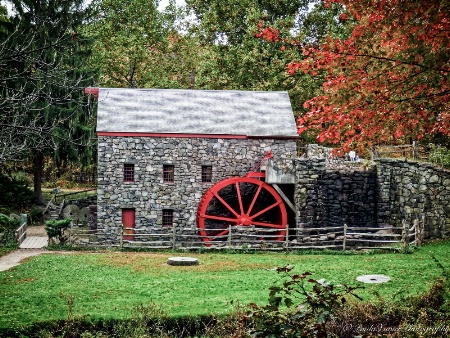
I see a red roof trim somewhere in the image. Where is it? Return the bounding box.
[84,87,99,99]
[97,132,247,139]
[97,132,298,140]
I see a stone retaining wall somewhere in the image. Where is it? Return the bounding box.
[294,157,450,239]
[295,158,378,230]
[69,195,97,209]
[377,159,450,238]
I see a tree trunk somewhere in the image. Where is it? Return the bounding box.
[32,150,45,205]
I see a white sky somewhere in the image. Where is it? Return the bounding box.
[158,0,186,11]
[1,0,187,13]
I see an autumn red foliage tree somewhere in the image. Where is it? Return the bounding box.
[258,0,449,153]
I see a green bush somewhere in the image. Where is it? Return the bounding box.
[0,171,34,210]
[428,145,450,168]
[29,207,44,225]
[45,219,72,245]
[0,213,20,246]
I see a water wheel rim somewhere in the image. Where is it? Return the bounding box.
[197,177,287,246]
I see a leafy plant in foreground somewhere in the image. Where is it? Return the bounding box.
[45,219,72,245]
[248,265,362,338]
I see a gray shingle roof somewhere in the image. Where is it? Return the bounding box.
[96,88,297,137]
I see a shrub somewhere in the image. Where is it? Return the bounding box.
[0,213,20,246]
[428,145,450,168]
[204,302,249,338]
[29,207,44,225]
[247,265,362,338]
[45,219,72,245]
[329,278,450,337]
[0,171,34,210]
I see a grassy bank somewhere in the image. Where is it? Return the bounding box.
[0,240,448,329]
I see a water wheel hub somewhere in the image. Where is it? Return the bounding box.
[237,215,252,226]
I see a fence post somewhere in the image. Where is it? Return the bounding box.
[421,215,426,244]
[21,213,27,241]
[228,224,232,247]
[120,225,123,250]
[20,214,27,226]
[401,219,409,249]
[406,221,410,247]
[172,225,176,250]
[343,224,347,251]
[69,222,73,245]
[285,226,289,250]
[414,219,420,246]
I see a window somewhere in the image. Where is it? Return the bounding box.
[163,165,174,183]
[201,165,212,183]
[162,209,174,227]
[124,163,134,182]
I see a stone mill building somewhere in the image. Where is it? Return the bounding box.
[94,88,298,244]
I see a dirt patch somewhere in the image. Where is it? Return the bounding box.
[16,277,37,284]
[26,226,47,237]
[94,252,270,273]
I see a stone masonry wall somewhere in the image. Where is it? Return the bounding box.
[295,156,450,240]
[295,158,377,230]
[69,195,97,209]
[97,136,297,245]
[377,159,450,238]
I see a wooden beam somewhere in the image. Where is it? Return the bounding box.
[272,184,297,216]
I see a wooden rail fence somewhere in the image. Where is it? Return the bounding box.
[68,219,424,251]
[372,142,429,160]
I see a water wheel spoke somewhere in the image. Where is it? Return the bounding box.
[251,221,285,229]
[249,200,282,220]
[204,228,230,241]
[246,184,262,216]
[201,214,237,223]
[235,181,244,214]
[212,191,239,218]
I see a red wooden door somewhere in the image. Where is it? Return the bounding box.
[122,208,135,241]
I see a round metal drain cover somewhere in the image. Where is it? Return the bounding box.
[356,274,390,284]
[167,257,199,266]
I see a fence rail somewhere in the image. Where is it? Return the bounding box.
[373,142,429,160]
[15,214,27,245]
[55,188,96,204]
[68,219,424,251]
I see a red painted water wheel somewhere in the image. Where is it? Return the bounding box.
[197,177,287,246]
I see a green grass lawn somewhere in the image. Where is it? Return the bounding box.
[0,240,448,329]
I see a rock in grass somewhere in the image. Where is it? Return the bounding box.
[167,257,199,266]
